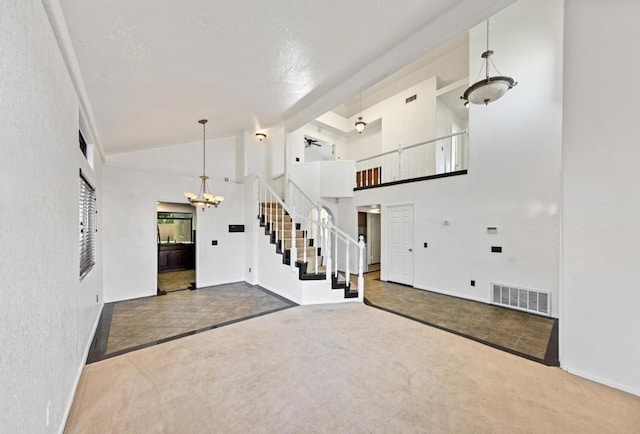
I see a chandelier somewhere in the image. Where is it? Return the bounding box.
[461,18,517,106]
[184,119,224,210]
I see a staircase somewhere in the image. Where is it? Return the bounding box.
[259,202,358,299]
[254,175,364,304]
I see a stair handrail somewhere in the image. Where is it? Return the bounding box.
[287,178,316,217]
[288,177,363,295]
[287,178,324,256]
[257,174,365,301]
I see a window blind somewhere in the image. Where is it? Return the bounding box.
[79,173,96,279]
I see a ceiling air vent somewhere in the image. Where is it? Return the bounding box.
[405,94,417,104]
[491,282,550,316]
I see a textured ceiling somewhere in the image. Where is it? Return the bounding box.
[58,0,514,155]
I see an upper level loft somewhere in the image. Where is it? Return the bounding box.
[286,33,470,193]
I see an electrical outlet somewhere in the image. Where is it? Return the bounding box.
[491,246,502,253]
[211,240,218,246]
[249,267,251,273]
[423,242,428,248]
[470,280,475,286]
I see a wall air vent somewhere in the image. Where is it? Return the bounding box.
[405,94,417,104]
[491,282,551,316]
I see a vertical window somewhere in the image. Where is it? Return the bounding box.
[79,131,88,158]
[79,173,96,279]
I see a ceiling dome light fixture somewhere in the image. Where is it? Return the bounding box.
[355,92,366,134]
[184,119,224,211]
[255,131,267,141]
[461,18,517,106]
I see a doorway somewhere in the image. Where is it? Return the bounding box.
[385,204,414,286]
[357,205,382,273]
[156,202,196,294]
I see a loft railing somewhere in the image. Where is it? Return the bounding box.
[256,175,365,299]
[355,130,468,188]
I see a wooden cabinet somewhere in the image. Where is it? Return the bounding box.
[158,243,194,273]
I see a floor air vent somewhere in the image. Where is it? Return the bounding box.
[491,283,550,316]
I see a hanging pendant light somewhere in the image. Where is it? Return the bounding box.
[355,92,366,134]
[461,18,517,106]
[184,119,224,211]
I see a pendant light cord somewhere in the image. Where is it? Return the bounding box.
[202,121,206,176]
[486,19,490,79]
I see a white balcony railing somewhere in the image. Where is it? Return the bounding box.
[355,130,468,188]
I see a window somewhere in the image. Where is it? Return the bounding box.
[79,172,96,279]
[79,130,87,158]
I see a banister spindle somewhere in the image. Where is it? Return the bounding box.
[303,217,307,265]
[325,218,332,281]
[281,204,284,246]
[358,235,365,300]
[398,143,403,181]
[334,223,338,278]
[290,206,297,270]
[345,240,350,287]
[316,201,322,252]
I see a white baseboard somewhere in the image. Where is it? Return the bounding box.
[410,284,488,305]
[561,365,640,398]
[59,303,104,434]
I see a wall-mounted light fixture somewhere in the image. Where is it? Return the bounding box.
[255,132,267,141]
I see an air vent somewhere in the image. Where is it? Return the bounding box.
[405,94,417,104]
[491,282,550,316]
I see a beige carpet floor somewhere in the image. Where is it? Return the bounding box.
[66,304,640,433]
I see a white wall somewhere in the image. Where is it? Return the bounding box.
[344,127,383,162]
[107,135,238,182]
[102,163,244,302]
[347,0,563,317]
[561,0,640,396]
[0,1,103,432]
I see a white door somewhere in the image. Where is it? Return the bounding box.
[368,213,381,264]
[385,204,414,285]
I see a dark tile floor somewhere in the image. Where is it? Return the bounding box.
[87,282,296,363]
[363,271,558,365]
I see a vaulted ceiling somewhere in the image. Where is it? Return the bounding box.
[57,0,516,155]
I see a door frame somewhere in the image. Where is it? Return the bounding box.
[381,203,414,286]
[367,212,381,265]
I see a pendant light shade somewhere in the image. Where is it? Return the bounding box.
[184,119,224,210]
[461,19,517,106]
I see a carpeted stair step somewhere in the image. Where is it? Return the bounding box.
[264,214,293,224]
[276,229,305,240]
[281,238,310,249]
[296,247,321,260]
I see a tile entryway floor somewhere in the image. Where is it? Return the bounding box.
[363,271,558,365]
[157,269,195,292]
[87,282,296,363]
